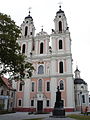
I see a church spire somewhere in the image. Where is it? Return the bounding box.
[56,3,64,14]
[54,4,68,33]
[20,7,35,39]
[74,65,80,78]
[25,7,33,20]
[28,7,31,16]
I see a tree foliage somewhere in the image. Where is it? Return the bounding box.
[0,13,34,80]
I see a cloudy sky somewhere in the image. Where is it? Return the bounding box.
[0,0,90,91]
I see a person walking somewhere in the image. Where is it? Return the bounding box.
[84,106,88,116]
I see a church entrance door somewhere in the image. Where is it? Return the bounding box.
[37,101,43,113]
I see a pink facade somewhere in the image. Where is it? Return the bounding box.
[15,5,89,113]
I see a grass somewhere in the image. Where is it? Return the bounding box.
[23,114,90,120]
[67,114,90,120]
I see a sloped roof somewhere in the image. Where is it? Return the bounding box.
[1,77,15,90]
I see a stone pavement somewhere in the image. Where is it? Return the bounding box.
[0,112,80,120]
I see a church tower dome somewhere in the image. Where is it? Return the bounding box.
[56,5,64,14]
[54,5,68,34]
[74,66,87,85]
[25,10,33,21]
[17,9,35,57]
[20,10,35,38]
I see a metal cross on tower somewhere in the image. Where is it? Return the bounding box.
[58,1,63,9]
[28,7,32,15]
[41,25,43,31]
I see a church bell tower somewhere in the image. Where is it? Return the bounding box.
[50,5,75,110]
[54,5,68,33]
[18,10,35,57]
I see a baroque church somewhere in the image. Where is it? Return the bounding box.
[14,6,89,112]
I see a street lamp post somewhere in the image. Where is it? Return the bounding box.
[80,91,82,114]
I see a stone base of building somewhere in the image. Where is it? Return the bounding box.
[14,108,36,112]
[14,107,74,112]
[65,108,74,112]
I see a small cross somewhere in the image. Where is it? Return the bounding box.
[58,1,63,9]
[41,25,43,31]
[28,7,32,15]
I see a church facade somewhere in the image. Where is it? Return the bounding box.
[14,6,88,112]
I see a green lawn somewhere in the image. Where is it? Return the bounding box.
[67,114,90,120]
[22,114,90,120]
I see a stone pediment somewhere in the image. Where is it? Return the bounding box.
[36,30,48,36]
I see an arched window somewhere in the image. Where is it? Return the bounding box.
[32,82,35,92]
[19,83,23,91]
[38,65,44,74]
[38,79,42,92]
[60,80,64,90]
[59,61,63,73]
[59,40,63,49]
[46,100,50,107]
[18,99,22,106]
[82,95,85,103]
[47,82,50,91]
[25,26,28,37]
[59,21,62,32]
[40,42,43,54]
[22,44,26,53]
[31,100,34,106]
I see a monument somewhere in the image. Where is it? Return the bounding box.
[52,86,65,117]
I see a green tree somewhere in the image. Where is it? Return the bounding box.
[0,12,34,81]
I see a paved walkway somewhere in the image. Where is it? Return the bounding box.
[44,118,76,120]
[0,112,80,120]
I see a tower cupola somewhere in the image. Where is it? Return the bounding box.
[54,5,68,33]
[56,5,64,14]
[74,66,80,78]
[25,10,33,21]
[74,66,87,85]
[20,9,35,38]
